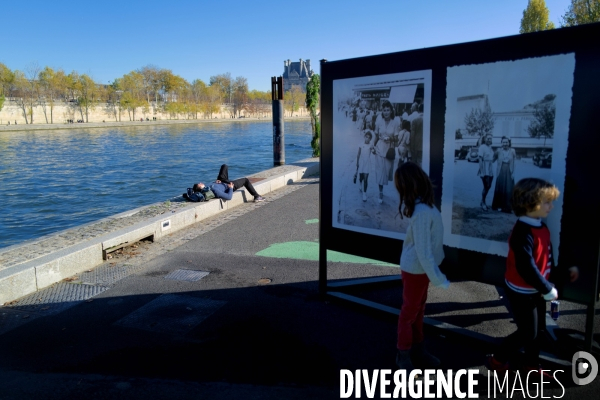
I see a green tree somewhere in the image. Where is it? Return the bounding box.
[209,72,233,104]
[190,79,207,119]
[0,63,14,115]
[520,0,555,33]
[65,70,84,121]
[560,0,600,26]
[78,74,100,123]
[120,71,148,121]
[0,62,14,99]
[527,95,556,146]
[232,76,248,117]
[305,74,320,157]
[160,72,187,106]
[106,79,123,121]
[246,89,270,118]
[464,102,495,139]
[38,67,67,124]
[284,85,305,117]
[138,65,161,104]
[202,84,222,118]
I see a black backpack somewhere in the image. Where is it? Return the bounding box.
[183,187,216,202]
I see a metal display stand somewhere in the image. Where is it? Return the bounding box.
[319,23,600,353]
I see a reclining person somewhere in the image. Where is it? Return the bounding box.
[192,181,234,201]
[215,164,265,202]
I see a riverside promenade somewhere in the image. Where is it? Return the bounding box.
[0,160,598,399]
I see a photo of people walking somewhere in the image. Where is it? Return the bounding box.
[332,70,432,239]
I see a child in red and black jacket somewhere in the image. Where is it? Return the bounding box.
[487,178,578,377]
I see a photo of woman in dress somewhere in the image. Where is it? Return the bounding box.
[332,70,432,240]
[477,134,495,211]
[373,100,400,204]
[491,136,516,213]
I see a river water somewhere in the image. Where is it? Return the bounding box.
[0,120,313,249]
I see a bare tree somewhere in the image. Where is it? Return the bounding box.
[12,63,41,124]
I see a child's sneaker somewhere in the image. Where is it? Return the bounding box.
[254,196,265,203]
[396,350,415,374]
[362,193,367,202]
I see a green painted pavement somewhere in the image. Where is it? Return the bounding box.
[255,241,398,267]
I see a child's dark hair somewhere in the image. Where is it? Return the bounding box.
[394,162,435,218]
[512,178,560,217]
[192,183,202,192]
[364,130,373,139]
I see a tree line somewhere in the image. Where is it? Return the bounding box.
[520,0,599,34]
[0,64,281,124]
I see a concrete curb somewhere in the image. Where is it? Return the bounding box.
[0,159,319,304]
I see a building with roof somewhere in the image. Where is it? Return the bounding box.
[282,59,314,92]
[455,93,554,157]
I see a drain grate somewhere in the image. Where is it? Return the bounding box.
[0,282,108,336]
[113,293,225,335]
[5,283,108,316]
[164,269,209,282]
[79,262,146,286]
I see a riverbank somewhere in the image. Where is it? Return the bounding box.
[0,159,319,304]
[0,115,311,132]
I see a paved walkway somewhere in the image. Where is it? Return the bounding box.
[0,177,598,399]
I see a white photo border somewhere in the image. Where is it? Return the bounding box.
[332,70,432,240]
[441,54,576,257]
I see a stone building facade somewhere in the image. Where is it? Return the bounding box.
[282,59,314,92]
[455,93,552,157]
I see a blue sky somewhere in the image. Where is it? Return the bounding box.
[1,0,572,92]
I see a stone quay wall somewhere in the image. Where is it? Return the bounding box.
[0,101,308,126]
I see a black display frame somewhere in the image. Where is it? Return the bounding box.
[319,23,600,351]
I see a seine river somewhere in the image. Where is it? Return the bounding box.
[0,120,313,249]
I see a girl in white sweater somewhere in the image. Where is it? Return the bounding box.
[393,162,450,373]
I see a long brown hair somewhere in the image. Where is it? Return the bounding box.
[394,162,435,218]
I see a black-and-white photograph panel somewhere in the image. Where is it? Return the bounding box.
[332,70,432,239]
[441,54,576,256]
